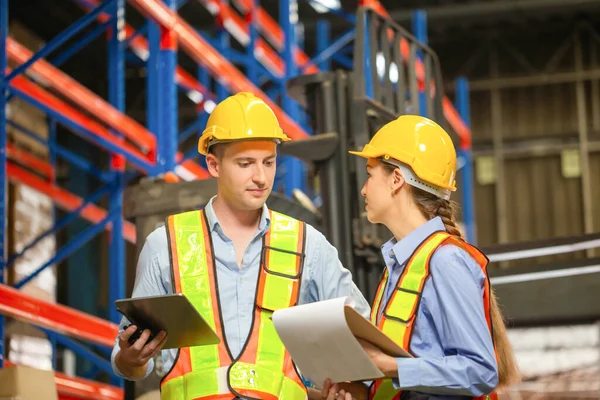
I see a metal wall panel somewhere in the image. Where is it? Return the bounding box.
[441,28,600,271]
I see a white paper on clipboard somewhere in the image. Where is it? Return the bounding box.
[272,297,411,387]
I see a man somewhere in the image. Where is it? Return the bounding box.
[111,92,370,399]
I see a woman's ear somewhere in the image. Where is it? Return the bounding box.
[391,168,405,193]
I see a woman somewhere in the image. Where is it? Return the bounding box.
[322,115,520,400]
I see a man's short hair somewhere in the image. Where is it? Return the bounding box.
[207,143,227,159]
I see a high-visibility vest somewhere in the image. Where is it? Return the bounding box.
[368,231,498,400]
[160,209,308,400]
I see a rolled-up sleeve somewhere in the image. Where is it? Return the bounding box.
[305,225,371,319]
[111,228,169,380]
[394,246,498,396]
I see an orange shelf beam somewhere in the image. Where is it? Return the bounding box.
[54,371,123,400]
[77,0,216,102]
[8,162,137,244]
[0,284,118,347]
[9,37,221,173]
[4,361,123,400]
[9,68,209,180]
[9,70,152,170]
[6,143,55,180]
[229,0,318,73]
[7,38,156,155]
[128,0,309,141]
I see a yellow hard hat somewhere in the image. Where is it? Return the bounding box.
[198,92,291,155]
[349,115,457,198]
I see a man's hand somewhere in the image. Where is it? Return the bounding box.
[320,379,352,400]
[115,325,167,380]
[308,379,367,400]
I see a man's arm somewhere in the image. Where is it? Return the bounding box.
[306,226,371,318]
[111,227,171,381]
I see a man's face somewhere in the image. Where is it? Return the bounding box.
[206,140,277,211]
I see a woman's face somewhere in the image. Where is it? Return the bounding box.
[361,159,396,224]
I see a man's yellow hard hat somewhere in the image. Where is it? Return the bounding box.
[349,115,457,197]
[198,92,291,155]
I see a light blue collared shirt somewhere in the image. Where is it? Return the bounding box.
[380,217,498,397]
[111,196,370,380]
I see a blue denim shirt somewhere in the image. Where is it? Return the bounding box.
[111,196,370,380]
[379,217,498,397]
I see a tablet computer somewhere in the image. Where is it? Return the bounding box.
[115,293,220,350]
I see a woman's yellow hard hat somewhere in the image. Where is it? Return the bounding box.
[349,115,457,197]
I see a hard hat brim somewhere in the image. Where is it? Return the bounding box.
[199,135,290,156]
[349,147,457,193]
[348,144,382,159]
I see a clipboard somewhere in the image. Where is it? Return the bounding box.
[115,293,220,350]
[272,297,411,386]
[343,304,411,359]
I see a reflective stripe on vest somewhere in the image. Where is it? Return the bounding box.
[369,231,497,400]
[161,209,307,400]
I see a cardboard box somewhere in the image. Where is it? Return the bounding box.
[0,365,58,400]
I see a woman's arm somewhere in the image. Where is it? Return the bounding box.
[359,246,499,397]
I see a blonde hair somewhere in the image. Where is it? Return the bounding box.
[383,161,521,389]
[411,186,521,389]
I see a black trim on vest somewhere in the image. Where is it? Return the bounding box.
[163,209,308,399]
[226,230,266,400]
[201,209,236,363]
[290,222,308,381]
[370,231,448,399]
[159,347,181,387]
[379,231,447,354]
[261,245,306,280]
[227,216,308,400]
[383,286,425,325]
[161,214,181,386]
[295,220,307,308]
[371,231,495,400]
[372,267,388,306]
[261,247,306,280]
[164,215,178,296]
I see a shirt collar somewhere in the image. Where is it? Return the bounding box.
[381,216,447,270]
[203,195,271,236]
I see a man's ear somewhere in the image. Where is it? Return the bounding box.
[205,154,220,178]
[391,167,406,194]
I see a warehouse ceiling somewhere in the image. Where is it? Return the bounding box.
[9,0,600,47]
[6,0,600,120]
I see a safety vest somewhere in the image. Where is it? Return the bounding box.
[160,209,308,400]
[368,231,498,400]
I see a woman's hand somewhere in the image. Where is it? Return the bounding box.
[357,338,399,378]
[320,379,353,400]
[309,379,367,400]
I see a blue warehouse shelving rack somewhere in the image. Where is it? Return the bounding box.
[0,0,475,397]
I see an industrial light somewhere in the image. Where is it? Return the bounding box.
[308,0,341,14]
[376,52,399,83]
[389,62,399,83]
[204,100,217,114]
[186,90,204,105]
